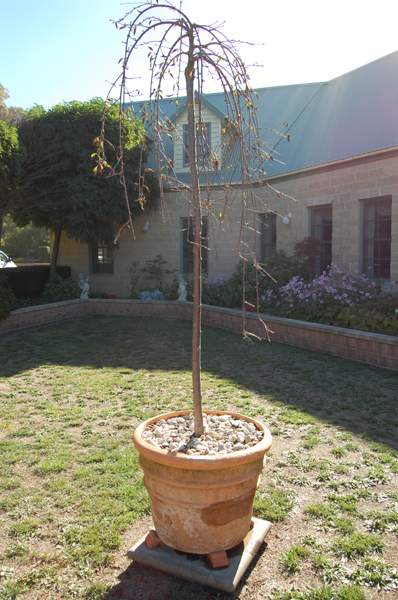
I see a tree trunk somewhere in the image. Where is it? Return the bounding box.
[50,228,61,277]
[186,32,204,438]
[0,215,2,249]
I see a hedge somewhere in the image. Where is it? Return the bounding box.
[3,266,72,299]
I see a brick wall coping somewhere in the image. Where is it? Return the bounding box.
[7,299,82,314]
[1,299,397,370]
[219,306,398,346]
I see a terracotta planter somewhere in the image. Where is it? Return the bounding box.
[133,410,272,554]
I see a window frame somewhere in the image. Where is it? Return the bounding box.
[259,212,277,260]
[90,241,114,274]
[180,217,208,275]
[309,204,333,276]
[361,196,392,279]
[183,122,211,167]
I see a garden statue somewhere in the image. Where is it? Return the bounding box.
[79,273,90,299]
[177,275,187,301]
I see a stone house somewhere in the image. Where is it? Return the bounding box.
[57,51,398,297]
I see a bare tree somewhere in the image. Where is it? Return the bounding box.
[97,1,289,436]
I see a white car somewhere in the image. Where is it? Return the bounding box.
[0,251,16,268]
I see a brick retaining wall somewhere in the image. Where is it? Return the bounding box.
[1,299,397,371]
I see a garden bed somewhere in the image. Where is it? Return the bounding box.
[1,299,397,371]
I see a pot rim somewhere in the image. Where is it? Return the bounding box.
[133,410,272,470]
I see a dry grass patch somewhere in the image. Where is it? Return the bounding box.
[0,316,397,600]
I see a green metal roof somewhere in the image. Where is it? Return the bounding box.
[273,50,398,176]
[130,50,398,182]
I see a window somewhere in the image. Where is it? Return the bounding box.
[91,242,114,274]
[184,122,211,167]
[310,205,333,275]
[181,217,208,274]
[260,213,276,259]
[362,196,391,279]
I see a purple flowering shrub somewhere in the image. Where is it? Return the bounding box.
[166,254,398,335]
[259,264,398,334]
[202,274,230,306]
[201,253,301,308]
[261,264,381,325]
[338,287,398,335]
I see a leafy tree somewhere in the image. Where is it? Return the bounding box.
[0,120,26,243]
[1,216,49,259]
[9,98,159,274]
[0,83,24,124]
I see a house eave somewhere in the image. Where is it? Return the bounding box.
[265,145,398,183]
[170,91,227,123]
[162,145,398,193]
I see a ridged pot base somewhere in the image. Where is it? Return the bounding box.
[133,410,272,554]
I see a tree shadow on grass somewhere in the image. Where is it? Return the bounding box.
[0,315,397,451]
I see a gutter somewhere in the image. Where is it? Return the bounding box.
[264,145,398,184]
[164,145,398,193]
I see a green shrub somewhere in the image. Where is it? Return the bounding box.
[220,260,263,308]
[162,275,179,300]
[202,252,301,309]
[3,265,72,298]
[128,260,144,299]
[293,236,324,280]
[0,275,18,320]
[140,254,176,290]
[40,274,80,304]
[15,297,42,309]
[201,274,228,306]
[265,249,304,288]
[338,294,398,335]
[128,255,177,298]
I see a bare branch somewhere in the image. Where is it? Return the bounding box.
[99,1,294,433]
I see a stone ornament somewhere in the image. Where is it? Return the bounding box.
[177,274,187,301]
[79,273,90,299]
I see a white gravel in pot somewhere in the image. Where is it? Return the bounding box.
[141,412,264,455]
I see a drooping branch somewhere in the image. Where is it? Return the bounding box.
[98,0,294,433]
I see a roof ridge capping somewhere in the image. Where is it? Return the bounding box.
[126,50,398,112]
[127,82,326,113]
[253,82,326,92]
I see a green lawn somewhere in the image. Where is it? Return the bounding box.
[0,316,397,600]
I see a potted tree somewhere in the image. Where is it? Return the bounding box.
[96,0,284,556]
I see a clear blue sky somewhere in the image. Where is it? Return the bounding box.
[1,0,397,111]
